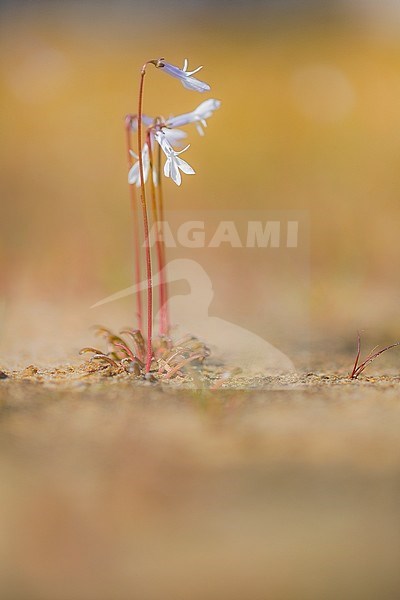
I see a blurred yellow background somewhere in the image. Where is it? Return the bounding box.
[1,1,400,363]
[2,8,400,600]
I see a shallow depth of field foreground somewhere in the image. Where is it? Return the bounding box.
[1,1,400,599]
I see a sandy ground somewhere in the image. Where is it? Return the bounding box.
[1,348,400,600]
[3,9,400,598]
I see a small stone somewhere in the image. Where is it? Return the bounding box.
[122,360,141,376]
[0,371,8,380]
[21,365,39,378]
[144,372,157,384]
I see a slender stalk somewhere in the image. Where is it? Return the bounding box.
[164,353,205,380]
[125,114,143,333]
[157,139,170,334]
[137,64,153,372]
[349,332,400,379]
[146,131,166,336]
[350,330,361,379]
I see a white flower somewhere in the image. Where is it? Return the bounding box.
[128,143,157,187]
[166,99,221,136]
[129,115,154,131]
[160,127,188,146]
[130,115,187,146]
[156,58,210,93]
[155,131,195,186]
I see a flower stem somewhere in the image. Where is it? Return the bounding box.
[157,140,170,335]
[137,64,153,372]
[147,131,166,337]
[125,114,143,334]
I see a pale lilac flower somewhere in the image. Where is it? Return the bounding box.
[129,115,154,131]
[160,127,187,146]
[128,143,157,187]
[156,58,210,93]
[166,99,221,136]
[154,131,195,186]
[130,115,187,146]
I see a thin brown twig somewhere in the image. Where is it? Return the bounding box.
[147,130,166,338]
[349,332,400,379]
[163,353,205,380]
[156,136,169,335]
[137,63,153,372]
[125,114,143,333]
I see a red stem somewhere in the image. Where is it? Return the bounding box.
[125,115,143,333]
[137,65,153,372]
[157,140,170,335]
[350,331,361,379]
[147,131,166,337]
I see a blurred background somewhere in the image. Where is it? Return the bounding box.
[2,5,400,600]
[1,0,400,364]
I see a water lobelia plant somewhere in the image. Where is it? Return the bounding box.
[83,58,221,379]
[126,58,220,373]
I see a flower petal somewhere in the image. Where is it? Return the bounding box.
[157,60,210,93]
[193,99,221,119]
[195,122,204,136]
[181,76,210,93]
[170,159,182,186]
[176,157,195,175]
[186,65,203,76]
[130,114,154,132]
[166,111,194,128]
[155,131,173,157]
[162,127,188,146]
[164,157,171,178]
[128,162,139,184]
[159,62,184,79]
[174,144,191,156]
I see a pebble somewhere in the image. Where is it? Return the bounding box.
[21,365,39,378]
